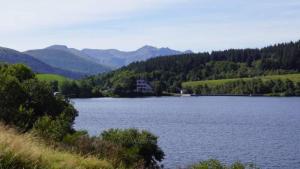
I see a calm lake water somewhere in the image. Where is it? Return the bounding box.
[72,97,300,169]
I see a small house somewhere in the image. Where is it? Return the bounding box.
[136,79,153,93]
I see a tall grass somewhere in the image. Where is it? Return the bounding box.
[0,123,112,169]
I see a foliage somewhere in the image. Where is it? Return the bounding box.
[101,128,165,168]
[32,114,74,141]
[151,81,164,96]
[63,132,124,168]
[190,159,259,169]
[109,70,137,96]
[0,64,35,82]
[60,128,165,169]
[60,79,104,98]
[0,64,78,132]
[62,129,165,168]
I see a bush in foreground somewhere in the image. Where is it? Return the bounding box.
[101,129,165,168]
[63,129,165,169]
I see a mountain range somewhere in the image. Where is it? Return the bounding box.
[25,46,110,75]
[0,45,192,78]
[0,47,84,79]
[81,45,193,68]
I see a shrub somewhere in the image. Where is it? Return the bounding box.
[32,114,73,141]
[63,130,88,145]
[62,129,165,169]
[190,159,259,169]
[63,132,124,168]
[101,128,165,169]
[190,159,225,169]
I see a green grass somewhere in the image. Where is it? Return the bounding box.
[0,123,113,169]
[182,73,300,88]
[36,74,69,84]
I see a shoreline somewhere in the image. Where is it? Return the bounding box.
[70,94,300,99]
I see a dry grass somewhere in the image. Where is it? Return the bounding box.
[0,123,113,169]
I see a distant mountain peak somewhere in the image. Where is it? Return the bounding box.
[138,45,158,51]
[46,45,69,50]
[184,50,193,54]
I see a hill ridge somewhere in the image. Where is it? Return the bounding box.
[0,46,84,79]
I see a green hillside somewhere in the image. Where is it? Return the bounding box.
[37,74,69,84]
[182,73,300,96]
[182,73,300,88]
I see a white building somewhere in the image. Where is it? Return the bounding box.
[136,79,153,93]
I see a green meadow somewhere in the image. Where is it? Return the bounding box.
[182,73,300,88]
[36,74,69,84]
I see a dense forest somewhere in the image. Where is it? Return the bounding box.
[58,40,300,97]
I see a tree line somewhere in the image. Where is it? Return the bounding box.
[58,40,300,97]
[183,78,300,96]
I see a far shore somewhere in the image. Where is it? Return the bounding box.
[69,94,300,99]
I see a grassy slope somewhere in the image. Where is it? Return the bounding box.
[182,73,300,88]
[36,74,69,84]
[0,123,112,169]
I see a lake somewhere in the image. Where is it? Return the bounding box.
[72,96,300,169]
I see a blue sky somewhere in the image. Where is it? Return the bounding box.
[0,0,300,52]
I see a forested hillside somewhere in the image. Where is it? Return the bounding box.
[62,40,300,97]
